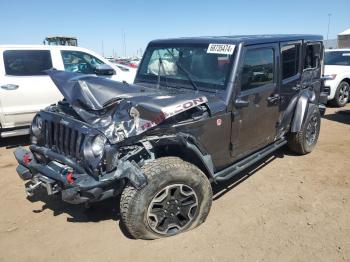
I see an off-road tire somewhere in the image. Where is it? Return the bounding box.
[120,157,212,240]
[287,105,321,155]
[330,81,350,107]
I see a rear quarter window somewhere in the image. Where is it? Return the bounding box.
[3,50,52,76]
[304,43,321,69]
[281,44,300,79]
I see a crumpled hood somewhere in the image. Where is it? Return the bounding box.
[46,70,210,143]
[46,70,162,110]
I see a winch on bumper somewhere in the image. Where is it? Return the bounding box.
[14,146,147,204]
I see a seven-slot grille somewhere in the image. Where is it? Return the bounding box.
[42,119,86,160]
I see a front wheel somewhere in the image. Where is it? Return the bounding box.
[120,157,212,240]
[287,105,321,155]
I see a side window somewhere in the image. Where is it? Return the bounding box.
[325,51,350,66]
[61,51,104,74]
[3,50,52,76]
[282,44,300,79]
[304,43,321,69]
[241,48,274,91]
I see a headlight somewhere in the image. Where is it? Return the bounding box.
[91,135,106,156]
[36,116,43,129]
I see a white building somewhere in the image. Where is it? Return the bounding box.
[338,28,350,48]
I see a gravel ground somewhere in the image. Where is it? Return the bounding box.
[0,105,349,262]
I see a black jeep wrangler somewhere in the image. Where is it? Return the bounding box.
[14,35,328,239]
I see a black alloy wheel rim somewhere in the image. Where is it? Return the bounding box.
[305,114,319,146]
[147,184,198,235]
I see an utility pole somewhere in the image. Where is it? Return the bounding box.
[101,40,104,57]
[123,31,126,58]
[326,13,332,41]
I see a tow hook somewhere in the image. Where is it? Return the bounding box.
[63,167,75,185]
[23,153,32,165]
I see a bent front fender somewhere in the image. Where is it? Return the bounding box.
[291,89,316,133]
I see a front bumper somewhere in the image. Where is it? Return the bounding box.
[14,146,147,204]
[324,79,338,100]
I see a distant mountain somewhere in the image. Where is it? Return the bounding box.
[323,39,338,49]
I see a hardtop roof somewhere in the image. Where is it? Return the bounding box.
[149,34,323,46]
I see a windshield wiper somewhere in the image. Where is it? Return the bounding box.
[165,48,199,91]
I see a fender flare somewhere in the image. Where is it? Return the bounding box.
[291,89,317,133]
[177,134,215,179]
[148,133,215,181]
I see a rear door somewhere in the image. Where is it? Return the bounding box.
[0,49,62,129]
[279,41,302,108]
[231,43,280,159]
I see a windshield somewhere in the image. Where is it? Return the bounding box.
[135,44,235,91]
[325,51,350,66]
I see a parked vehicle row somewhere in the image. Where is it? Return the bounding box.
[14,34,328,239]
[112,58,141,68]
[0,45,136,137]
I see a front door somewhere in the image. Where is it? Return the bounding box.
[231,43,280,159]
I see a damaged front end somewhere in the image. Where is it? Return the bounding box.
[14,70,210,204]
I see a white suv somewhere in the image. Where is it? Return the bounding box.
[0,45,137,137]
[324,49,350,107]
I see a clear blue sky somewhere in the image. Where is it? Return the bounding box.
[0,0,349,57]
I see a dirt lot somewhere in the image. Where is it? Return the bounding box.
[0,105,349,262]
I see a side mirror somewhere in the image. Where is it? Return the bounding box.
[94,64,116,76]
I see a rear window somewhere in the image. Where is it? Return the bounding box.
[281,44,300,79]
[3,50,52,76]
[325,51,350,66]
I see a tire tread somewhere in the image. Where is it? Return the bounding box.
[287,106,320,155]
[120,157,212,239]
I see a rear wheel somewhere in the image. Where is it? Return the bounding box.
[330,81,350,107]
[287,105,321,155]
[120,157,212,239]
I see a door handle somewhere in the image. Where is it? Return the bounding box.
[267,94,280,103]
[234,98,249,108]
[1,84,19,90]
